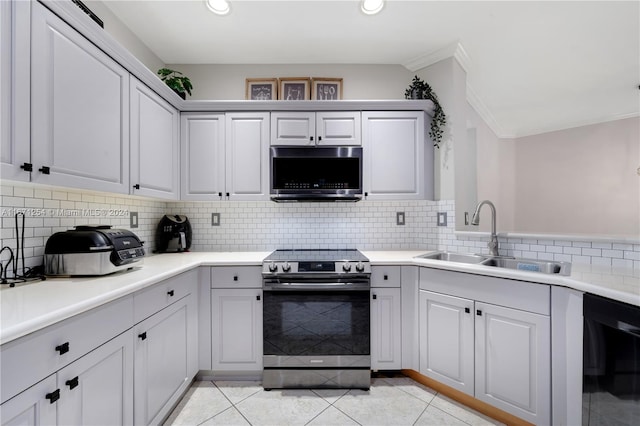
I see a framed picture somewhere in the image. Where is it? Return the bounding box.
[245,78,277,100]
[312,78,343,100]
[278,77,311,100]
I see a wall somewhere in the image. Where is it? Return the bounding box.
[163,63,412,100]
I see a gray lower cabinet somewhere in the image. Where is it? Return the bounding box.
[419,267,551,425]
[370,266,402,370]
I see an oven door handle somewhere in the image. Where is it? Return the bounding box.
[263,281,370,291]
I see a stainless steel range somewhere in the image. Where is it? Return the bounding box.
[262,249,371,390]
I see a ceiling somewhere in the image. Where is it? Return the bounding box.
[102,0,639,137]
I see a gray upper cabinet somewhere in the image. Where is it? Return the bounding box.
[30,2,131,194]
[271,111,361,146]
[130,77,179,200]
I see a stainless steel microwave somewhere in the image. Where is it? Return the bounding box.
[270,146,363,202]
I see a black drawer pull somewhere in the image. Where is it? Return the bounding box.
[226,192,230,197]
[318,136,322,142]
[234,275,238,281]
[167,290,175,297]
[465,307,470,314]
[39,166,50,174]
[310,136,314,142]
[133,184,140,190]
[383,274,388,280]
[256,295,261,301]
[66,376,79,390]
[55,342,69,355]
[372,294,377,300]
[20,162,33,172]
[46,389,60,404]
[138,332,147,341]
[476,310,482,316]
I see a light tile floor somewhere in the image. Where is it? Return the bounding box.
[163,375,505,426]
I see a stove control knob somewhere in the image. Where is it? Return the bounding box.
[356,262,365,272]
[268,262,278,273]
[342,262,352,272]
[282,262,291,272]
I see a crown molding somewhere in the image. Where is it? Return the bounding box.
[466,84,513,138]
[402,41,471,74]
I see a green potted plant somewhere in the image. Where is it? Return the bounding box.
[157,68,193,99]
[405,76,446,148]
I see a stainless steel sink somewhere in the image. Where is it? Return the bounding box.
[415,251,571,275]
[414,251,487,264]
[480,257,571,276]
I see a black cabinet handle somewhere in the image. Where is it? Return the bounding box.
[55,342,69,355]
[372,294,377,300]
[66,376,79,390]
[364,192,368,198]
[226,192,230,197]
[318,136,322,142]
[465,307,470,314]
[256,295,261,301]
[218,192,223,198]
[476,310,482,316]
[46,389,60,404]
[167,290,174,297]
[20,162,33,172]
[39,166,50,174]
[233,275,238,281]
[383,274,388,280]
[138,332,147,341]
[133,184,140,190]
[310,136,314,142]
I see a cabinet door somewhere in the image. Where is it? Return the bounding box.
[0,0,30,182]
[30,2,130,194]
[362,111,429,200]
[316,112,361,145]
[211,288,263,371]
[475,302,551,425]
[180,113,225,201]
[419,290,474,395]
[371,287,402,370]
[225,113,270,200]
[134,296,193,426]
[270,112,315,145]
[130,77,179,200]
[0,376,57,426]
[57,331,133,426]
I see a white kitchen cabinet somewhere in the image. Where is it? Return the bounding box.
[419,290,474,394]
[419,268,551,425]
[271,111,360,146]
[0,0,30,182]
[132,272,198,426]
[371,287,402,370]
[180,112,269,201]
[0,375,57,426]
[180,113,226,200]
[134,292,197,426]
[362,111,433,200]
[30,2,130,194]
[225,112,270,200]
[210,266,263,372]
[0,330,133,426]
[130,77,179,200]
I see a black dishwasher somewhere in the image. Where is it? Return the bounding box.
[583,294,640,426]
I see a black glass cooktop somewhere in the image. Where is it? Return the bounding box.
[264,249,369,263]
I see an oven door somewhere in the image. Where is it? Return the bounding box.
[262,279,370,369]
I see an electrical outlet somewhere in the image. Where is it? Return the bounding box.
[437,212,448,227]
[396,212,405,226]
[130,212,138,228]
[211,213,221,226]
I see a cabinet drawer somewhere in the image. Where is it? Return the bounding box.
[211,266,262,288]
[0,295,133,404]
[134,269,197,323]
[371,266,401,288]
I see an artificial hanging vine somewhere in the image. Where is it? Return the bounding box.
[404,76,447,148]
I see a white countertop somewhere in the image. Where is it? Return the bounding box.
[1,250,638,345]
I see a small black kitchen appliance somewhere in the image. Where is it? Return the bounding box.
[155,215,192,253]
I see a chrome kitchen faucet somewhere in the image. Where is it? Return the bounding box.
[471,200,499,257]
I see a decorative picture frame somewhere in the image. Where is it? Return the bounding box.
[278,77,311,100]
[245,78,277,100]
[311,78,343,100]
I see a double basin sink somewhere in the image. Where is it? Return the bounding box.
[415,251,571,276]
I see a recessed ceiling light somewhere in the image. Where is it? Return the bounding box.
[361,0,384,15]
[206,0,230,16]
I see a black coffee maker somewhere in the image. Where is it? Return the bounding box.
[155,215,192,252]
